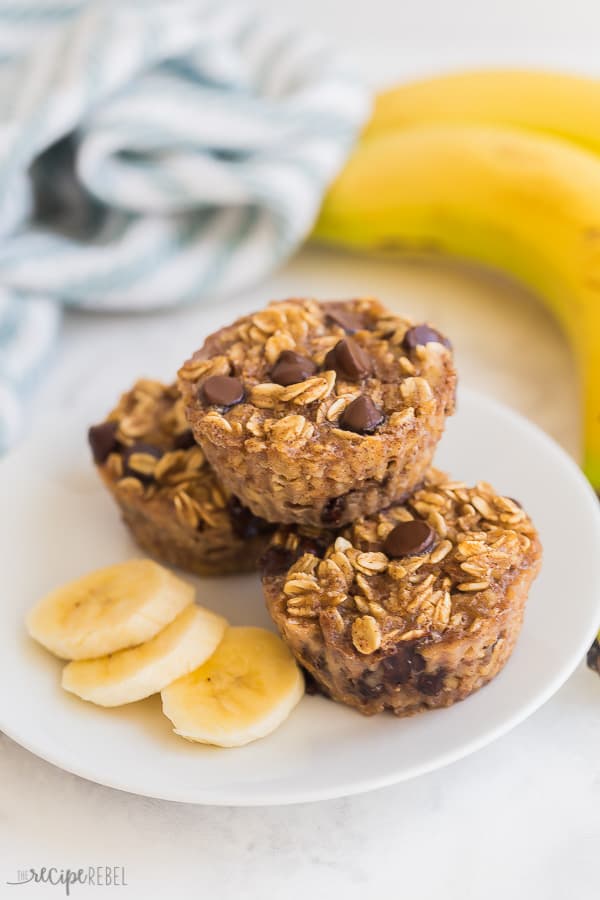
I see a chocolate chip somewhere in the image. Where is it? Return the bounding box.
[297,535,329,559]
[123,443,163,483]
[324,337,372,382]
[324,303,364,334]
[303,668,325,696]
[200,375,244,408]
[321,494,346,526]
[270,350,317,386]
[381,646,425,685]
[339,395,384,434]
[173,429,196,450]
[417,670,446,696]
[88,421,119,465]
[383,520,436,558]
[402,324,452,353]
[227,495,272,540]
[260,545,296,577]
[355,676,385,701]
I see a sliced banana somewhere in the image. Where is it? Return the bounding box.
[62,604,227,707]
[26,559,194,660]
[161,627,304,747]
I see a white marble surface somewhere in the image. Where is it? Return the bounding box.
[2,246,599,899]
[2,3,600,891]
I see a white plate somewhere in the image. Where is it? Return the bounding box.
[1,387,599,806]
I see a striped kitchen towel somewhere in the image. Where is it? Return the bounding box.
[0,0,369,451]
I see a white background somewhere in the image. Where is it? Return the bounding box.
[2,1,600,898]
[258,0,600,80]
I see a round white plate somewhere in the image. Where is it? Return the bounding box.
[1,388,599,805]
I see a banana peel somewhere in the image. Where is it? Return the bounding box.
[313,72,600,491]
[365,68,600,155]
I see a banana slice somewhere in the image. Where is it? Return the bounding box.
[62,604,227,707]
[26,559,194,659]
[161,627,304,747]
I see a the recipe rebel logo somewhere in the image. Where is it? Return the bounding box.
[6,867,128,895]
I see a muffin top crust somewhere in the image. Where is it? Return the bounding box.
[88,379,269,539]
[262,468,541,656]
[178,298,455,447]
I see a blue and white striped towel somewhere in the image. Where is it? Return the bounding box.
[0,0,369,451]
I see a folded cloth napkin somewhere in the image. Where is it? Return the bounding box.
[0,0,369,451]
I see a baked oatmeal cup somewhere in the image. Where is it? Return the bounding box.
[261,469,541,716]
[178,298,456,527]
[88,380,273,576]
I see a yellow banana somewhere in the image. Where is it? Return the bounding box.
[366,69,600,154]
[313,123,600,487]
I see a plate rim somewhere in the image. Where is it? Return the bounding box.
[2,386,600,806]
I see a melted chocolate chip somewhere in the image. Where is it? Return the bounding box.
[303,669,325,696]
[383,520,436,558]
[381,645,425,686]
[88,421,119,464]
[402,324,452,353]
[324,303,364,334]
[296,535,328,559]
[260,545,296,577]
[270,350,317,386]
[123,443,163,483]
[201,375,244,408]
[339,395,384,434]
[355,676,385,701]
[321,494,346,526]
[417,670,446,696]
[324,337,372,381]
[173,429,196,450]
[227,496,272,540]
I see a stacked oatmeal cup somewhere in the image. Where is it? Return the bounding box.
[89,298,541,718]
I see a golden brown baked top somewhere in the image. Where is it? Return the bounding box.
[263,469,541,655]
[178,298,455,446]
[88,379,269,538]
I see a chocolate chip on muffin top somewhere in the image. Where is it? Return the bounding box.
[270,350,317,386]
